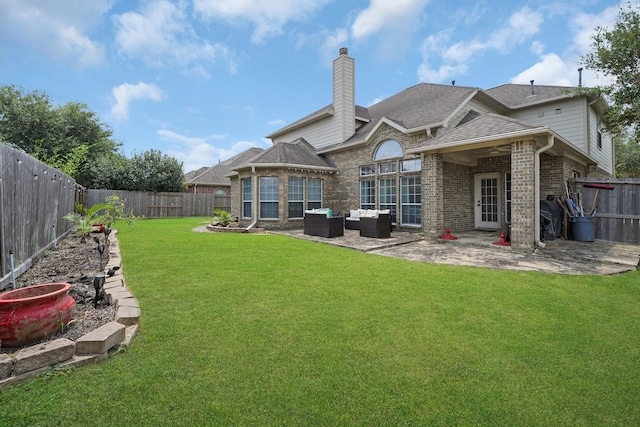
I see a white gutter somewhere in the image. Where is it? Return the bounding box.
[534,135,555,248]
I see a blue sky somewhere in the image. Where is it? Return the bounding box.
[0,0,629,173]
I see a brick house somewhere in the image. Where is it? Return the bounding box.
[185,147,264,195]
[228,48,614,252]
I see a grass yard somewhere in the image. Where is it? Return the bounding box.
[1,217,640,426]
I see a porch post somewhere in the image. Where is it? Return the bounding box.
[510,140,536,252]
[422,153,444,240]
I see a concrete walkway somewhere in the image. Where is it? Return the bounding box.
[272,229,640,275]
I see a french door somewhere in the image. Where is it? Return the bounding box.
[474,173,500,229]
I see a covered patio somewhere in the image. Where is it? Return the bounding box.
[272,228,639,275]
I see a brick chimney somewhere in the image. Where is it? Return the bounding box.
[333,47,355,141]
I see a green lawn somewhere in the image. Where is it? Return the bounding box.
[1,217,640,426]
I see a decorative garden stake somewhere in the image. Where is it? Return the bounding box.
[93,274,106,308]
[103,228,112,244]
[9,250,15,290]
[97,243,105,270]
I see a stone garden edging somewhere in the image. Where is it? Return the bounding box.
[0,231,139,388]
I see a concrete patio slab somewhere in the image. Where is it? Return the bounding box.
[270,228,639,275]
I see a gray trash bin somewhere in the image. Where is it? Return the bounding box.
[569,215,595,242]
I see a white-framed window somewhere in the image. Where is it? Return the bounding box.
[288,177,304,219]
[379,178,396,223]
[360,179,375,209]
[241,178,251,219]
[360,165,375,176]
[374,140,403,160]
[401,158,421,172]
[401,175,421,226]
[597,129,603,150]
[378,161,397,175]
[308,178,322,209]
[259,177,279,219]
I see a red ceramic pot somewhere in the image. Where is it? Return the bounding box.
[0,283,75,347]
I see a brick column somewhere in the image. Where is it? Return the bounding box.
[422,153,444,240]
[510,140,536,252]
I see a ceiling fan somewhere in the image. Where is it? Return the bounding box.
[487,145,511,155]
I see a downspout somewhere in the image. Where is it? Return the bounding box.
[534,135,555,248]
[246,166,258,230]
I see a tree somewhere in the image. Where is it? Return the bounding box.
[128,149,185,192]
[0,85,121,186]
[580,2,640,143]
[614,129,640,177]
[86,149,185,192]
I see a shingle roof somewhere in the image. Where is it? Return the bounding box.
[233,138,336,170]
[369,83,477,128]
[184,167,208,182]
[415,113,545,150]
[185,147,265,185]
[320,83,478,151]
[486,84,575,108]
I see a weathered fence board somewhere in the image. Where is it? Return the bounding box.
[86,190,225,218]
[575,178,640,244]
[1,145,78,288]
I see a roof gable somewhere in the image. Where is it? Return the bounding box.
[414,113,545,151]
[367,83,477,130]
[232,138,336,171]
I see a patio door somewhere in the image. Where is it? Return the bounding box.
[474,173,500,230]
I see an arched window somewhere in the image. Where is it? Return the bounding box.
[374,140,403,160]
[214,188,227,196]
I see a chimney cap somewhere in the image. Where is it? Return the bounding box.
[339,47,348,56]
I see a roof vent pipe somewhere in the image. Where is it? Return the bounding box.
[452,80,455,86]
[578,67,583,87]
[530,80,535,95]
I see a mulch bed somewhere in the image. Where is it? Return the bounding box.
[0,232,116,354]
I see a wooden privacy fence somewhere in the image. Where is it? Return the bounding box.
[86,189,230,218]
[574,178,640,244]
[0,145,80,289]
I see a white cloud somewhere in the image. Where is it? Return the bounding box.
[351,0,429,39]
[350,0,430,59]
[0,0,112,67]
[417,63,468,85]
[161,129,268,172]
[442,7,543,63]
[319,28,349,63]
[113,0,236,76]
[509,3,630,88]
[570,4,621,55]
[111,82,166,120]
[418,6,544,83]
[417,31,468,83]
[510,53,572,86]
[193,0,332,44]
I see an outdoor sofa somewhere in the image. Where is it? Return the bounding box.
[345,209,392,238]
[303,209,344,238]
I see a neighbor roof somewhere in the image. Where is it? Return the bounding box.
[185,147,265,185]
